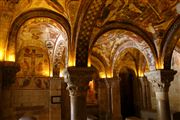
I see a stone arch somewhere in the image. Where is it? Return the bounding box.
[160,16,180,69]
[90,22,157,71]
[6,8,71,76]
[91,51,109,70]
[75,0,105,66]
[90,55,106,74]
[112,41,151,71]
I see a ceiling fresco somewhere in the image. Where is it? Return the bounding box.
[17,17,68,76]
[96,0,178,30]
[74,0,179,67]
[0,0,179,75]
[0,0,80,26]
[92,29,155,71]
[113,48,147,76]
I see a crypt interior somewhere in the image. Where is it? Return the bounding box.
[0,0,180,120]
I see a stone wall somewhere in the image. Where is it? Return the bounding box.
[1,77,63,120]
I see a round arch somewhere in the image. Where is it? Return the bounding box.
[160,16,180,69]
[6,8,71,61]
[6,8,71,77]
[91,52,109,70]
[112,41,152,71]
[90,55,106,74]
[89,21,158,70]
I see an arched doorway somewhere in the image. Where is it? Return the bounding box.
[119,67,137,119]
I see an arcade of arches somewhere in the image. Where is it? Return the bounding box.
[0,0,180,120]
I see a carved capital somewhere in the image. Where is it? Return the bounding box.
[63,67,95,96]
[145,69,177,92]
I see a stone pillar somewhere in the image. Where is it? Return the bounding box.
[145,69,177,120]
[139,76,151,110]
[108,78,122,120]
[144,77,152,110]
[98,78,122,120]
[98,78,108,120]
[63,67,95,120]
[0,61,20,119]
[49,77,62,120]
[105,78,113,120]
[61,79,70,120]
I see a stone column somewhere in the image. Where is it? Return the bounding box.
[144,77,152,110]
[98,77,122,120]
[139,77,146,109]
[145,69,177,120]
[63,67,95,120]
[139,76,151,110]
[108,78,122,120]
[105,78,113,120]
[98,78,108,120]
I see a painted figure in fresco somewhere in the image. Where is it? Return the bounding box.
[87,81,97,104]
[96,0,124,27]
[21,58,30,76]
[37,61,43,75]
[96,0,178,28]
[18,77,30,88]
[34,78,49,89]
[35,78,42,88]
[24,48,44,76]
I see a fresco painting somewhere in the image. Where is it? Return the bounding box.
[16,47,50,89]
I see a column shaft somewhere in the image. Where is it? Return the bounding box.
[145,69,177,120]
[156,92,171,120]
[70,96,87,120]
[63,67,95,120]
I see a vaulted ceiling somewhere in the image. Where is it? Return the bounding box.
[0,0,179,77]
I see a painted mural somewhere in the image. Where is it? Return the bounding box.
[17,17,67,77]
[92,30,150,69]
[96,0,178,30]
[87,80,97,105]
[16,47,50,89]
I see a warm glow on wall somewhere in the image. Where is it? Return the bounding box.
[99,72,106,78]
[59,71,63,77]
[50,71,53,77]
[0,50,4,61]
[87,80,97,104]
[89,80,95,90]
[43,70,50,77]
[88,56,91,67]
[68,57,75,67]
[7,54,15,62]
[138,70,144,77]
[156,62,164,69]
[106,72,113,78]
[99,71,113,78]
[138,68,144,77]
[88,60,91,67]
